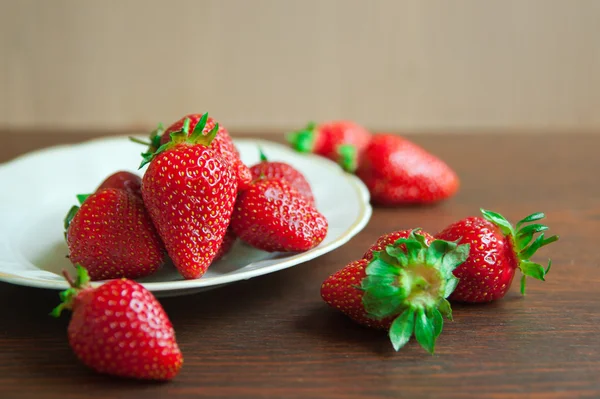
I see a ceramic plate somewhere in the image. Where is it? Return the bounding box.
[0,136,371,297]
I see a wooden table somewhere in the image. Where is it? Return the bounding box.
[1,131,599,399]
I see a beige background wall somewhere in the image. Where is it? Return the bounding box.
[1,0,599,134]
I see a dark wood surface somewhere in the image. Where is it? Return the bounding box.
[1,130,599,399]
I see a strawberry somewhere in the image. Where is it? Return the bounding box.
[51,266,183,380]
[64,188,165,281]
[96,171,142,196]
[435,209,559,303]
[140,114,238,279]
[230,178,328,252]
[321,230,470,353]
[355,134,459,205]
[287,120,371,172]
[249,149,315,205]
[363,229,434,260]
[214,227,236,262]
[135,113,252,190]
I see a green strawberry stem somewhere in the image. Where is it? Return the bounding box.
[138,113,218,169]
[50,266,91,318]
[76,194,90,204]
[286,122,317,153]
[337,144,358,173]
[129,123,165,153]
[480,209,559,295]
[360,230,470,354]
[258,147,268,162]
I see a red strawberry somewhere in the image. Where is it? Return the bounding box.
[363,229,434,260]
[435,209,559,303]
[249,149,315,205]
[51,266,183,380]
[97,171,142,196]
[321,259,394,330]
[213,227,236,262]
[321,230,470,353]
[287,120,371,172]
[145,113,252,190]
[64,188,165,281]
[140,114,238,279]
[356,134,459,205]
[230,179,328,252]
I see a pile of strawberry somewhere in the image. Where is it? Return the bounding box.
[288,120,459,205]
[53,112,329,381]
[321,209,558,353]
[64,113,328,282]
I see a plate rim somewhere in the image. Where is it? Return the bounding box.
[0,135,372,292]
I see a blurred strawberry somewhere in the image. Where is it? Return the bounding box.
[287,120,371,172]
[356,134,459,205]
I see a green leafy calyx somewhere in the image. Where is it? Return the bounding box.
[337,144,358,173]
[286,122,317,153]
[50,266,91,318]
[63,193,91,239]
[138,113,218,169]
[129,122,164,154]
[481,209,559,295]
[360,230,470,354]
[258,147,269,162]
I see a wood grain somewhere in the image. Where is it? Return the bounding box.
[0,131,599,399]
[2,0,600,132]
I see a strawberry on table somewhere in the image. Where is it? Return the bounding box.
[249,148,315,205]
[231,179,328,252]
[135,113,252,190]
[435,209,559,303]
[64,188,165,281]
[321,230,470,353]
[51,266,183,381]
[287,120,372,173]
[356,134,459,205]
[96,171,142,196]
[140,114,238,279]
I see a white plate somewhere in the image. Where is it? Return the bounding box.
[0,136,371,297]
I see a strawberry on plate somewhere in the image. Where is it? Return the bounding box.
[435,209,559,303]
[321,229,470,353]
[96,171,142,196]
[64,188,165,281]
[287,120,372,173]
[249,148,315,205]
[51,266,183,381]
[231,178,328,252]
[135,113,252,190]
[356,134,459,205]
[140,114,238,279]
